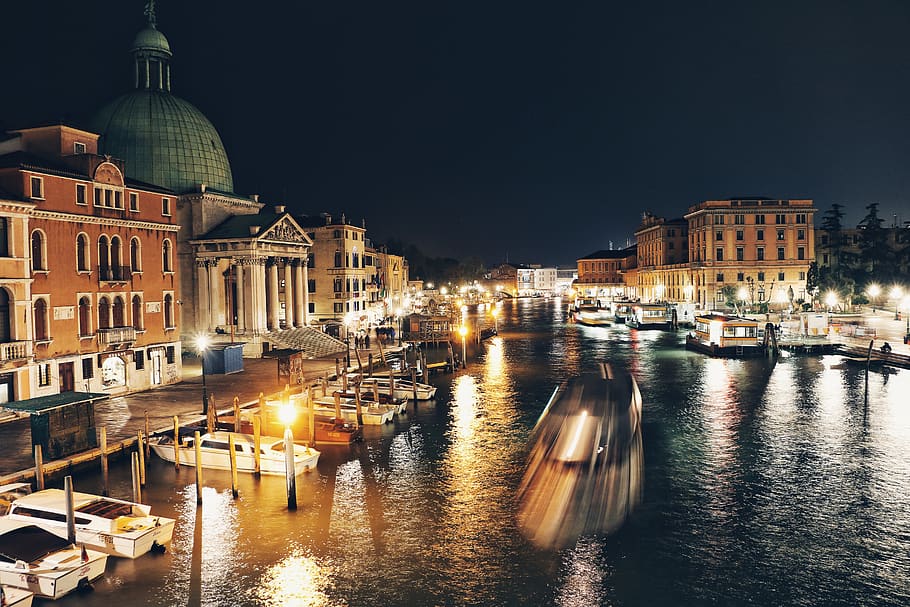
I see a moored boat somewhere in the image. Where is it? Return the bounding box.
[356,376,437,400]
[627,303,671,329]
[0,485,174,559]
[149,431,319,475]
[0,519,108,599]
[685,313,766,357]
[575,305,613,326]
[311,396,394,425]
[0,585,33,607]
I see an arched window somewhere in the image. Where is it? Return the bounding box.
[334,250,342,268]
[98,235,110,278]
[98,296,111,329]
[112,296,125,327]
[31,230,46,271]
[33,299,48,341]
[0,217,9,257]
[76,233,90,272]
[163,294,174,328]
[132,295,143,331]
[130,238,141,272]
[0,289,11,342]
[78,296,91,337]
[110,236,123,280]
[162,239,172,272]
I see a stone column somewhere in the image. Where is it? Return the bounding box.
[284,260,295,329]
[235,260,246,333]
[294,261,305,327]
[195,259,210,333]
[268,259,280,331]
[208,259,224,329]
[250,258,267,335]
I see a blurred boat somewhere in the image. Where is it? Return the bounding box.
[517,363,643,550]
[0,484,174,559]
[0,584,33,607]
[0,519,108,599]
[575,305,613,327]
[150,431,319,475]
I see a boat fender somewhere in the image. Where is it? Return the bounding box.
[151,541,167,554]
[77,577,94,593]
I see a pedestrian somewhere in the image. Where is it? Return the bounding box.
[365,333,370,348]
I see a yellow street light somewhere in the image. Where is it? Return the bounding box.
[458,325,468,368]
[825,291,838,311]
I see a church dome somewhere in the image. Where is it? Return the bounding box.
[91,91,234,194]
[89,11,234,194]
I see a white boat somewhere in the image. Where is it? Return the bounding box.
[356,376,437,400]
[0,585,33,607]
[0,518,108,599]
[149,431,319,476]
[0,484,175,559]
[311,397,394,425]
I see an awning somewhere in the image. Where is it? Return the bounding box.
[0,391,109,414]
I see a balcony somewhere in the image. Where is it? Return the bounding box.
[97,326,137,346]
[0,340,31,362]
[97,265,132,284]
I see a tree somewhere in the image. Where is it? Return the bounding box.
[720,285,740,315]
[856,203,893,280]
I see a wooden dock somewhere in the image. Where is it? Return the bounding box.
[836,344,910,370]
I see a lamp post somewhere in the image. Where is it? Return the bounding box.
[825,291,838,313]
[458,325,467,369]
[867,283,880,313]
[196,336,210,415]
[891,286,903,320]
[737,287,748,315]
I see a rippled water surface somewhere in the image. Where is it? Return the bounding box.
[52,298,910,606]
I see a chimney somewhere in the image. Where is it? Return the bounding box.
[275,205,286,214]
[252,194,259,202]
[249,226,261,235]
[200,183,206,193]
[325,213,332,225]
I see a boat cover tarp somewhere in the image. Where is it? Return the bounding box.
[0,524,70,563]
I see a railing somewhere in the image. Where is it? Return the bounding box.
[97,326,137,345]
[97,265,133,282]
[0,340,31,362]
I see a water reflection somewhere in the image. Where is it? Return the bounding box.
[254,549,340,607]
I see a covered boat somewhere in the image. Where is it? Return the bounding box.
[150,431,319,476]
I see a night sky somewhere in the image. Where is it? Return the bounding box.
[3,1,910,267]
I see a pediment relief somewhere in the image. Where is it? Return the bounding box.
[259,216,312,245]
[93,162,124,187]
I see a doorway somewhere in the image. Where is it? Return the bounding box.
[59,362,75,392]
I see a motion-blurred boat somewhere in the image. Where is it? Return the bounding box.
[516,363,643,550]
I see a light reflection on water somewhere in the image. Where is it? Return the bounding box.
[49,300,910,606]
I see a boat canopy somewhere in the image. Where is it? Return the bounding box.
[0,523,71,563]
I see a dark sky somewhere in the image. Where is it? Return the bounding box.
[3,1,910,267]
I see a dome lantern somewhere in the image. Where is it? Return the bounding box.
[132,1,172,91]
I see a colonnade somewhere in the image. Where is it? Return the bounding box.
[194,255,309,335]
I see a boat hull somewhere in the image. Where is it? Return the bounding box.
[0,586,33,607]
[150,433,319,476]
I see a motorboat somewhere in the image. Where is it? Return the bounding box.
[0,518,108,599]
[150,431,319,476]
[517,364,643,550]
[0,484,174,559]
[575,305,612,326]
[0,585,33,607]
[311,396,394,425]
[356,376,437,400]
[331,390,408,415]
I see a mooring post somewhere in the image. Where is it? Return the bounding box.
[144,410,151,458]
[64,475,76,544]
[354,384,363,425]
[172,416,181,470]
[228,433,239,498]
[34,445,44,491]
[137,430,146,486]
[253,414,262,477]
[194,431,203,505]
[100,426,109,496]
[284,426,297,510]
[233,396,241,433]
[131,452,142,503]
[411,368,418,401]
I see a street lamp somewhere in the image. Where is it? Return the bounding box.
[491,306,500,333]
[458,325,467,368]
[867,283,880,312]
[196,336,210,415]
[825,291,838,313]
[891,286,903,320]
[737,287,748,314]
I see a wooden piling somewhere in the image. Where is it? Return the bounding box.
[233,396,241,433]
[173,416,181,470]
[64,476,76,544]
[389,369,396,398]
[131,452,142,503]
[307,389,316,448]
[137,430,146,486]
[354,384,363,425]
[194,431,203,505]
[334,391,342,422]
[100,426,109,496]
[259,392,268,433]
[284,427,297,511]
[253,415,262,476]
[411,368,418,401]
[372,384,380,404]
[342,372,348,392]
[144,410,151,458]
[228,434,239,498]
[34,445,44,491]
[368,353,373,376]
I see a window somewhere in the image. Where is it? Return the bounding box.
[308,279,316,292]
[758,272,765,281]
[38,363,51,387]
[74,142,87,155]
[333,303,344,313]
[129,192,138,212]
[796,213,807,224]
[755,215,765,225]
[112,296,125,327]
[132,295,143,330]
[736,247,744,261]
[737,272,745,281]
[334,250,342,268]
[31,230,46,271]
[76,234,90,272]
[162,197,171,216]
[307,255,314,268]
[797,247,805,260]
[333,229,342,239]
[134,350,145,370]
[76,183,87,205]
[0,217,7,257]
[162,239,173,272]
[130,238,141,272]
[34,299,49,341]
[716,273,724,282]
[823,253,829,264]
[736,230,744,241]
[98,296,111,329]
[333,278,342,293]
[799,271,805,280]
[756,229,764,240]
[735,214,745,225]
[715,231,723,241]
[79,296,91,336]
[110,236,123,279]
[716,248,724,261]
[777,247,785,260]
[776,214,786,224]
[30,176,43,199]
[164,294,174,328]
[757,247,764,261]
[777,229,785,241]
[82,357,93,379]
[714,214,724,225]
[166,346,175,364]
[778,272,785,281]
[797,229,805,240]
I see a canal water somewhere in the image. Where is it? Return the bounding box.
[50,298,909,607]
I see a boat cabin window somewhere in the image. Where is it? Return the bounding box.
[200,440,231,451]
[10,505,92,525]
[722,326,756,338]
[77,499,135,519]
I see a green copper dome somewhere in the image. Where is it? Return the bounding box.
[91,91,234,194]
[131,26,171,56]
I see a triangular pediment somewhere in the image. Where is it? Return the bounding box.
[259,215,312,246]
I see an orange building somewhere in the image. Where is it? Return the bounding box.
[0,125,181,402]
